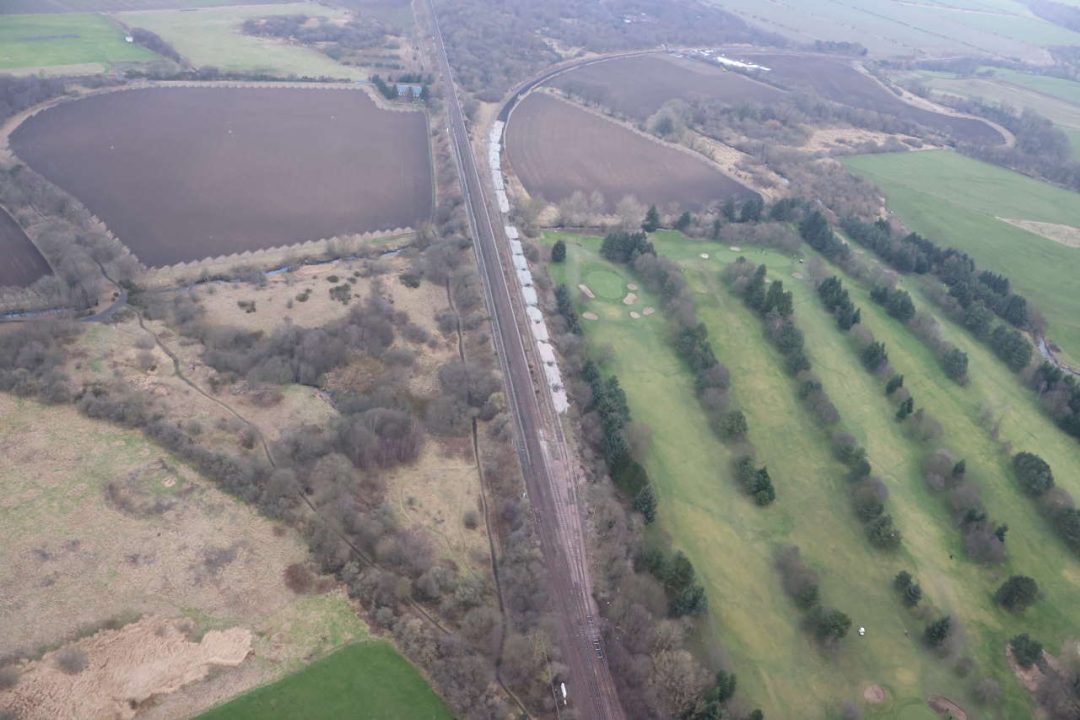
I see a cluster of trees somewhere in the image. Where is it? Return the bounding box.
[1030,362,1080,441]
[128,27,183,64]
[995,575,1040,612]
[600,230,655,264]
[0,75,68,123]
[433,0,783,100]
[841,218,1034,373]
[242,13,408,70]
[892,570,923,608]
[774,546,852,645]
[0,163,139,313]
[638,548,708,618]
[724,259,902,551]
[1012,451,1080,556]
[869,284,915,322]
[370,74,430,102]
[922,450,1009,564]
[817,276,861,330]
[553,284,580,334]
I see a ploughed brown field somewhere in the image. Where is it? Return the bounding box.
[747,53,1006,145]
[10,87,432,267]
[507,92,755,210]
[548,54,783,120]
[0,207,50,288]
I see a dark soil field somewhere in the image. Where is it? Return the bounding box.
[507,92,754,211]
[548,54,783,121]
[0,207,50,288]
[10,87,432,267]
[748,53,1006,145]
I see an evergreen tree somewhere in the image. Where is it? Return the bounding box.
[642,205,661,233]
[551,239,566,263]
[885,374,904,395]
[995,576,1039,612]
[924,616,951,648]
[675,211,692,231]
[632,484,658,524]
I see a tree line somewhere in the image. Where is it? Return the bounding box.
[840,216,1036,375]
[723,259,902,551]
[602,227,776,506]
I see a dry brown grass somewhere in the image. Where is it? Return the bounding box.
[0,394,368,717]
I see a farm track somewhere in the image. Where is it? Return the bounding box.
[425,1,626,718]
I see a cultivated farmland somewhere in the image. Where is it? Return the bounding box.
[506,92,755,211]
[0,207,50,287]
[545,229,1080,719]
[745,53,1006,146]
[10,87,432,267]
[0,0,289,11]
[844,150,1080,365]
[548,54,783,121]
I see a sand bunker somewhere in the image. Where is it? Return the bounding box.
[700,253,710,259]
[578,284,596,299]
[582,312,599,321]
[791,272,804,280]
[929,697,967,720]
[729,246,741,252]
[626,283,638,291]
[862,683,886,704]
[630,311,641,319]
[622,292,638,305]
[642,307,655,316]
[0,616,252,720]
[998,217,1080,249]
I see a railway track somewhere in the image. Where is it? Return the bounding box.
[423,3,626,718]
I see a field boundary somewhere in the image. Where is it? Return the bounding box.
[855,63,1015,147]
[138,228,413,287]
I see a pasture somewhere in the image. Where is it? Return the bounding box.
[0,13,155,73]
[506,92,754,211]
[197,642,453,720]
[844,150,1080,365]
[704,0,1080,63]
[548,54,783,121]
[117,2,365,79]
[0,207,50,288]
[10,87,432,267]
[743,53,1005,146]
[546,229,1080,718]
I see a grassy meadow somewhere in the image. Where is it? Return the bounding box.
[197,641,452,720]
[117,2,365,78]
[0,13,155,72]
[844,150,1080,365]
[545,229,1079,719]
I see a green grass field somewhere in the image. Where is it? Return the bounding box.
[197,641,452,720]
[117,2,365,79]
[546,229,1080,719]
[844,150,1080,365]
[0,13,156,72]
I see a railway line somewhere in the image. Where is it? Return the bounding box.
[424,3,626,718]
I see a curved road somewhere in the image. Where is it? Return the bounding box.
[423,3,626,718]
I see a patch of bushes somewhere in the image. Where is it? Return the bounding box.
[775,545,852,645]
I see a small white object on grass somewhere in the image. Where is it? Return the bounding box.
[858,626,866,637]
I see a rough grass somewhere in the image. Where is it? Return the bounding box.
[0,13,155,71]
[116,2,365,78]
[844,150,1080,365]
[544,229,1080,719]
[196,641,452,720]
